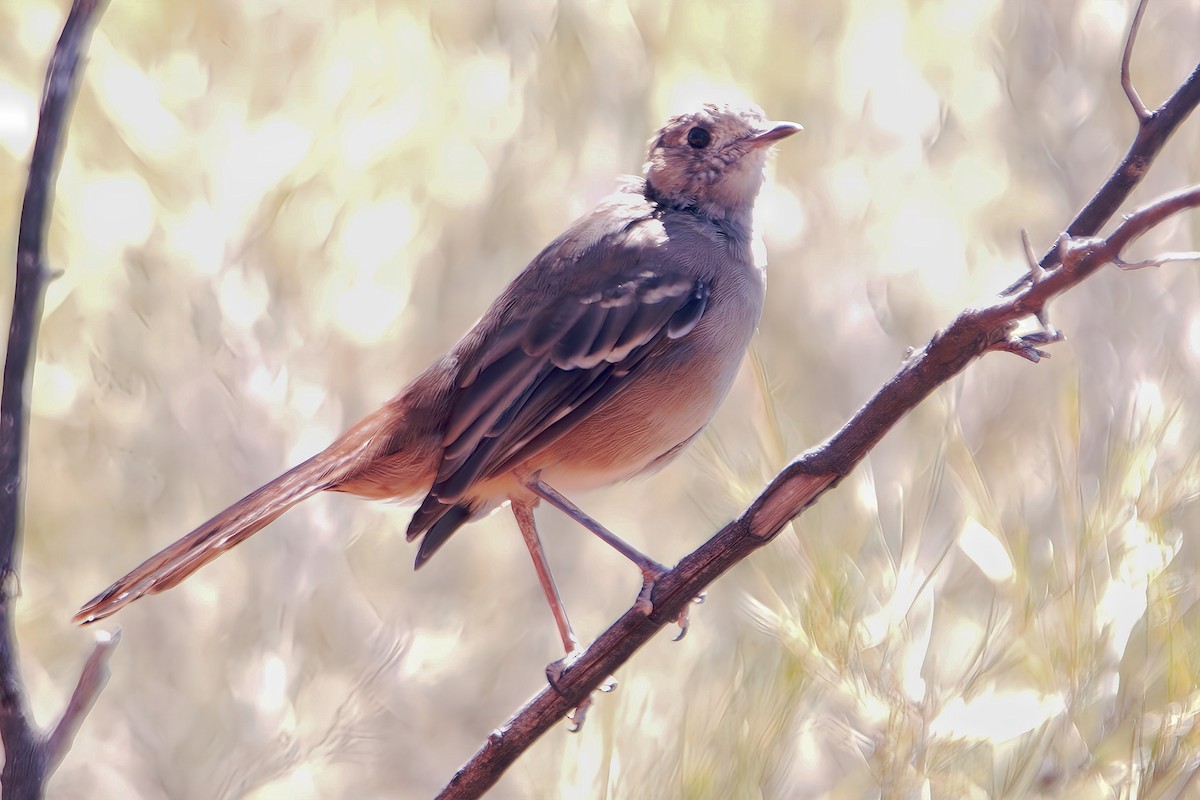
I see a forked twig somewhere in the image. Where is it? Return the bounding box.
[1003,0,1200,296]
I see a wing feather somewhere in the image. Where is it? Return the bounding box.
[406,215,713,552]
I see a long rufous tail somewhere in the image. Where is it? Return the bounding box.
[74,450,345,624]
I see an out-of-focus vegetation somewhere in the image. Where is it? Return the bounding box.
[3,0,1200,797]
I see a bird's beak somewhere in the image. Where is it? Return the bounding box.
[748,121,803,148]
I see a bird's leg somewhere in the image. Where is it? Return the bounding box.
[512,499,606,731]
[511,499,579,655]
[526,477,669,616]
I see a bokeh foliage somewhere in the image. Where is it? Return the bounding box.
[3,0,1200,797]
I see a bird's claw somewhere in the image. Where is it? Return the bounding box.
[672,592,706,641]
[546,648,617,732]
[566,673,618,731]
[566,695,593,732]
[635,566,703,642]
[546,647,584,689]
[635,580,655,616]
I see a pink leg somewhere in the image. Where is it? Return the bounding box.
[511,499,579,654]
[526,477,668,615]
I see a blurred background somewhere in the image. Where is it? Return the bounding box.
[3,0,1200,797]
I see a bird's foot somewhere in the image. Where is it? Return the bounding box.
[634,564,703,640]
[672,591,707,641]
[566,695,593,732]
[546,646,583,687]
[634,561,670,616]
[546,647,617,732]
[564,673,619,731]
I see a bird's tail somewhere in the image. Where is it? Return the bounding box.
[74,449,346,625]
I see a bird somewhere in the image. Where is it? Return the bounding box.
[74,103,801,654]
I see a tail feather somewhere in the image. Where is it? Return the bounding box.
[74,452,341,624]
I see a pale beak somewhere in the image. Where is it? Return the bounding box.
[748,121,803,148]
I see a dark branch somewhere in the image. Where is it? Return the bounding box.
[1063,63,1200,241]
[1004,2,1200,296]
[0,1,109,796]
[437,183,1200,799]
[436,15,1200,800]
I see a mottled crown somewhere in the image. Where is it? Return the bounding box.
[643,103,799,225]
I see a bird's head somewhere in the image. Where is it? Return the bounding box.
[643,103,801,225]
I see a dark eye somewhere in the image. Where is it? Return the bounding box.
[686,126,711,149]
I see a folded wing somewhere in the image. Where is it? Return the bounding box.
[407,231,709,563]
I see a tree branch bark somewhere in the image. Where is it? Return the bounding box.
[0,1,114,796]
[436,6,1200,798]
[1004,0,1200,296]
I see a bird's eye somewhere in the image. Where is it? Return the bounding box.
[686,127,711,149]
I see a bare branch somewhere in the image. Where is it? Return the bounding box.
[1123,0,1153,121]
[44,630,119,772]
[0,0,111,795]
[1003,2,1200,297]
[1102,185,1200,260]
[435,11,1200,799]
[1115,252,1200,269]
[437,181,1200,799]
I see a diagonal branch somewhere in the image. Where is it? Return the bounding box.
[436,11,1200,800]
[0,0,112,796]
[1004,0,1200,296]
[43,630,120,773]
[437,192,1200,799]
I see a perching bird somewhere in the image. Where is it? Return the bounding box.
[75,103,800,652]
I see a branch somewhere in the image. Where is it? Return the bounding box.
[1003,0,1200,295]
[1122,0,1152,121]
[43,630,119,773]
[0,0,111,795]
[437,190,1200,800]
[436,12,1200,800]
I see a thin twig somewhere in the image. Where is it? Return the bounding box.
[1123,0,1152,121]
[1115,251,1200,269]
[44,630,120,772]
[0,0,110,796]
[1003,2,1200,296]
[1019,229,1047,284]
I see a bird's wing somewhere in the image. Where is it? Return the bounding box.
[406,215,710,549]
